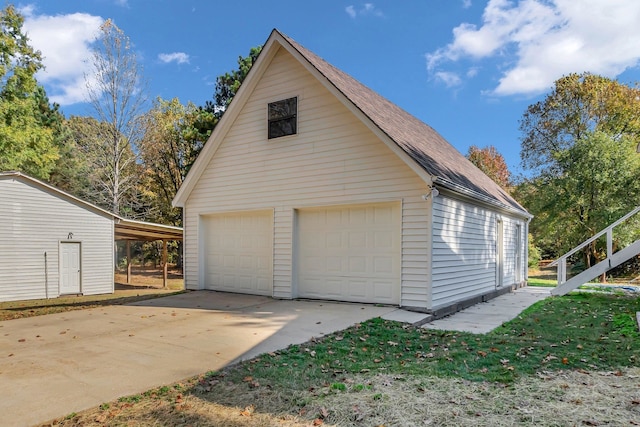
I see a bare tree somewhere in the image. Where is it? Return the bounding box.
[84,19,148,216]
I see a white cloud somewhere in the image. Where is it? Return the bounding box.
[462,0,472,9]
[22,7,104,105]
[158,52,190,64]
[427,0,640,96]
[434,71,462,87]
[466,67,479,78]
[345,3,384,19]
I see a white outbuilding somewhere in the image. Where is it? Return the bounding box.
[0,171,183,302]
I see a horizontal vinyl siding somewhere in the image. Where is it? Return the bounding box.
[185,47,430,308]
[0,179,114,302]
[273,207,293,298]
[431,196,497,309]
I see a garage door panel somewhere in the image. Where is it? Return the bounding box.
[326,232,342,248]
[203,211,273,296]
[375,231,393,248]
[374,256,393,274]
[297,203,400,304]
[348,279,367,298]
[348,256,367,273]
[326,256,343,273]
[349,231,367,247]
[372,280,394,300]
[348,207,366,224]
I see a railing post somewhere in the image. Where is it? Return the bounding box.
[558,258,567,285]
[607,229,613,259]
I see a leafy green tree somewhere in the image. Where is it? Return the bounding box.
[204,46,262,118]
[466,145,511,189]
[138,97,214,225]
[518,73,640,276]
[0,5,61,179]
[527,234,541,269]
[54,116,109,203]
[519,131,640,272]
[520,72,640,175]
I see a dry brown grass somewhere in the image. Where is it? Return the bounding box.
[42,368,640,426]
[114,266,184,289]
[529,266,557,281]
[0,268,183,321]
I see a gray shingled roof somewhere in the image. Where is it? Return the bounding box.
[278,30,527,215]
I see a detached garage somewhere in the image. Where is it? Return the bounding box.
[0,172,183,303]
[173,30,531,314]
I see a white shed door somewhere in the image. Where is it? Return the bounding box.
[297,203,401,304]
[60,242,81,294]
[203,211,273,295]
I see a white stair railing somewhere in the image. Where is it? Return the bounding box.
[548,206,640,295]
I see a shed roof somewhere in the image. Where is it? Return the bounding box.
[0,171,182,241]
[174,29,529,217]
[114,218,183,241]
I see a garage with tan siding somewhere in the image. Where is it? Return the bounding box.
[173,30,532,314]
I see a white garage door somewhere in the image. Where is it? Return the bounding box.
[297,203,401,304]
[203,211,273,295]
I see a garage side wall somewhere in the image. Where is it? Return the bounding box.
[184,47,431,308]
[0,178,114,302]
[431,196,497,309]
[431,195,527,310]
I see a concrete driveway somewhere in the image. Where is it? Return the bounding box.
[0,291,400,427]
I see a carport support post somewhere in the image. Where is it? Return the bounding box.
[162,239,168,289]
[126,240,131,284]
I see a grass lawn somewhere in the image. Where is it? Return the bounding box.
[526,277,557,287]
[40,292,640,427]
[528,267,640,293]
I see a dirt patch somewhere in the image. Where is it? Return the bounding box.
[114,266,184,289]
[0,287,183,321]
[311,369,640,426]
[529,266,557,281]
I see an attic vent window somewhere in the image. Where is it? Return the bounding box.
[268,97,297,139]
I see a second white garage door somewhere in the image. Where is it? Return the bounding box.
[203,210,273,295]
[296,203,401,304]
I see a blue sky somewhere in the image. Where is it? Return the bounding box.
[17,0,640,177]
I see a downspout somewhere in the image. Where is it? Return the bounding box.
[44,251,49,299]
[525,216,532,283]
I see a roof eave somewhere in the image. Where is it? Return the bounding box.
[1,171,117,220]
[434,176,532,219]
